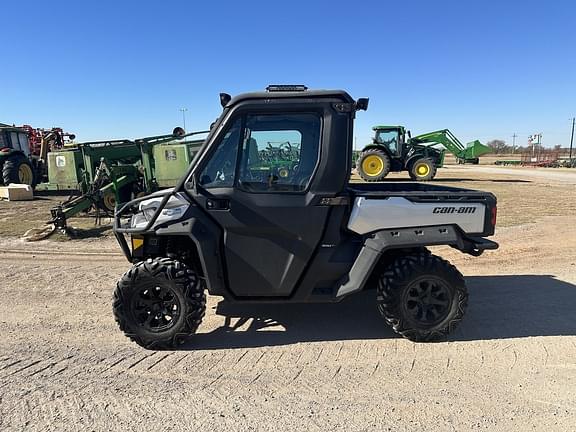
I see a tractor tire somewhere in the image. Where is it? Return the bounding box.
[100,191,117,214]
[113,258,206,350]
[376,252,467,342]
[409,158,437,181]
[2,155,36,187]
[357,149,391,182]
[98,186,132,214]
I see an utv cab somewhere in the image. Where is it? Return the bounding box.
[112,86,498,349]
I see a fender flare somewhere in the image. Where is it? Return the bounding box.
[335,225,498,298]
[359,145,393,158]
[404,153,440,170]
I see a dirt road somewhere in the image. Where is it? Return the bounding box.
[445,165,576,184]
[1,167,575,431]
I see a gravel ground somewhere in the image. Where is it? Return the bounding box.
[1,166,575,431]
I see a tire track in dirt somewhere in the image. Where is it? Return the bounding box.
[2,335,576,432]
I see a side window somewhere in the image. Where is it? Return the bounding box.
[198,118,241,188]
[238,113,321,192]
[10,132,21,151]
[18,133,30,154]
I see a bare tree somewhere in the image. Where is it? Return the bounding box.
[486,139,508,154]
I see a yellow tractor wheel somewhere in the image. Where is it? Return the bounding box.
[18,163,34,185]
[357,149,391,182]
[409,158,437,181]
[2,155,36,187]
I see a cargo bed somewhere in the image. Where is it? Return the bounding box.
[347,182,497,237]
[348,182,496,203]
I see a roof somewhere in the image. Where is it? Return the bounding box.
[372,125,405,131]
[0,123,25,131]
[226,89,355,108]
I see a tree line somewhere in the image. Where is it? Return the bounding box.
[485,139,571,154]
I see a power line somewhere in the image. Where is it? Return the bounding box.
[179,108,188,131]
[570,117,575,160]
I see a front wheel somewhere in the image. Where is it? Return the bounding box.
[409,158,437,181]
[113,258,206,349]
[376,253,467,342]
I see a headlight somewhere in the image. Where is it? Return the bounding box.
[130,195,189,229]
[161,206,186,217]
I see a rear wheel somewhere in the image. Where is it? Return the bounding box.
[357,149,391,182]
[409,158,436,181]
[113,258,206,349]
[2,155,36,187]
[376,253,467,342]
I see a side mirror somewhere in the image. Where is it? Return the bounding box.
[219,93,232,108]
[355,98,369,111]
[173,127,185,137]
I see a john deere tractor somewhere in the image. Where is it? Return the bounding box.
[356,126,491,181]
[0,123,37,187]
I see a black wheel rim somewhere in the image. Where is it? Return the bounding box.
[131,284,181,332]
[403,277,452,326]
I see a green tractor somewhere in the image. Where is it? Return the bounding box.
[248,140,301,181]
[356,126,492,181]
[0,124,37,187]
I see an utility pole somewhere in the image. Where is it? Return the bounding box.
[179,108,188,131]
[570,117,575,160]
[512,133,517,153]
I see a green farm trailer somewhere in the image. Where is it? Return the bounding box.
[356,126,492,181]
[42,128,207,230]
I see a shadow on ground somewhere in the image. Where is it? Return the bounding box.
[371,177,532,184]
[434,178,531,184]
[187,275,576,349]
[64,225,112,239]
[453,275,576,341]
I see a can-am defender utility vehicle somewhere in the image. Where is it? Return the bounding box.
[113,85,498,349]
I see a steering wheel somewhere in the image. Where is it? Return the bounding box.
[214,161,235,185]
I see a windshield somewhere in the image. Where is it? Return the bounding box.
[183,109,230,189]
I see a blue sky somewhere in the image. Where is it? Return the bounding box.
[1,0,574,148]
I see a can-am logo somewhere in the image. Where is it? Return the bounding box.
[433,206,476,214]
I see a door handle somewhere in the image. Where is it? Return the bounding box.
[206,199,230,210]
